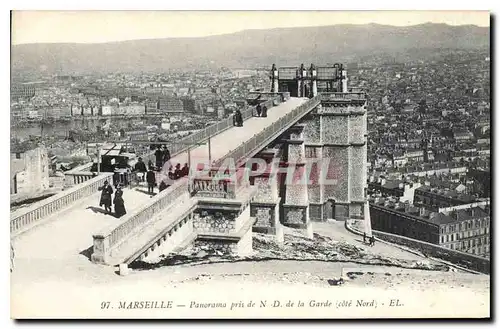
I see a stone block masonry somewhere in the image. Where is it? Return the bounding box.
[298,97,368,221]
[193,210,238,235]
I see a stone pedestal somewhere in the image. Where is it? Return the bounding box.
[119,263,129,276]
[282,204,313,239]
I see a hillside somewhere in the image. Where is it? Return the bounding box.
[11,23,490,74]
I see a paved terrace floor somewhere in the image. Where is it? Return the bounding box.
[12,97,308,267]
[158,97,309,178]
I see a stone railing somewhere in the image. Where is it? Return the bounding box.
[138,95,282,164]
[215,95,321,168]
[64,171,97,187]
[70,93,283,176]
[345,219,490,274]
[10,173,114,235]
[92,178,190,263]
[191,176,232,199]
[124,203,197,265]
[320,92,366,101]
[64,162,94,174]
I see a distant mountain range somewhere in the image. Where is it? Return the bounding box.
[11,23,490,74]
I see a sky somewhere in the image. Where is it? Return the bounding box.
[11,11,490,45]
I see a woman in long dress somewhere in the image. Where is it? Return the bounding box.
[113,184,127,218]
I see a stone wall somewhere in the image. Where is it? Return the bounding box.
[141,216,194,263]
[374,230,490,274]
[302,115,321,143]
[11,147,50,196]
[348,113,366,144]
[346,220,490,274]
[322,147,349,203]
[349,145,366,202]
[253,176,275,202]
[305,147,323,205]
[193,209,239,235]
[308,204,323,221]
[322,115,348,144]
[236,226,253,256]
[193,238,238,255]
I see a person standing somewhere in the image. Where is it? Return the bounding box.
[235,109,243,127]
[232,110,238,126]
[146,167,156,195]
[113,184,127,218]
[256,104,262,117]
[181,163,189,177]
[261,105,268,118]
[112,169,120,189]
[163,147,171,163]
[98,181,113,214]
[154,146,163,171]
[134,157,147,182]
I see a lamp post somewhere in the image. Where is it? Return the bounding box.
[97,144,101,175]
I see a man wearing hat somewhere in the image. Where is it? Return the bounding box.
[98,180,114,214]
[134,157,147,182]
[146,166,156,195]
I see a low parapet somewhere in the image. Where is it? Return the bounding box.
[11,172,114,236]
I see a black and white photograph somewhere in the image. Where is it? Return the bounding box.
[8,9,491,319]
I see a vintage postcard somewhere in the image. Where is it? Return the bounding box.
[9,10,490,319]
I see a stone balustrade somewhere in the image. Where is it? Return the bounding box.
[320,92,366,101]
[64,162,94,174]
[138,95,282,164]
[10,172,114,235]
[191,176,231,199]
[91,178,190,263]
[64,171,97,187]
[128,205,197,264]
[216,95,321,169]
[67,94,283,180]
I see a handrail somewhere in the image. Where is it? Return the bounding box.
[10,172,114,235]
[95,177,190,249]
[214,95,321,168]
[138,95,282,162]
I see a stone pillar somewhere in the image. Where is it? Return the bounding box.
[282,124,312,238]
[119,263,129,276]
[342,69,348,93]
[301,64,307,98]
[271,64,279,93]
[250,149,283,244]
[91,234,110,264]
[310,64,317,97]
[297,79,303,98]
